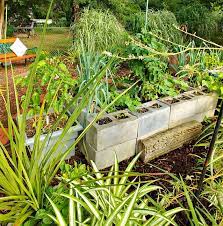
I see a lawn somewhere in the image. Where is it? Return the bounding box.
[20,27,73,52]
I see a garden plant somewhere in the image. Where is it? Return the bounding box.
[0,0,223,225]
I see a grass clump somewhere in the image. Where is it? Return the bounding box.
[71,9,128,53]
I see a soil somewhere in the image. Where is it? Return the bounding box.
[0,63,29,127]
[192,91,203,96]
[150,103,161,109]
[116,62,132,78]
[137,107,149,113]
[26,113,67,138]
[118,143,205,182]
[114,112,129,120]
[96,117,112,125]
[165,98,180,104]
[179,95,191,101]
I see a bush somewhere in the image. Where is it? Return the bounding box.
[145,10,183,45]
[71,9,128,53]
[176,2,219,39]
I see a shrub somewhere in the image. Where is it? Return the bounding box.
[176,2,219,39]
[145,10,183,45]
[71,9,128,53]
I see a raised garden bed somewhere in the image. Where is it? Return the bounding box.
[22,113,83,159]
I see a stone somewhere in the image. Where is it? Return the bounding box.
[79,138,136,169]
[86,110,138,151]
[138,121,202,163]
[132,100,170,139]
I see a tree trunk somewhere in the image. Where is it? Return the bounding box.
[0,0,5,39]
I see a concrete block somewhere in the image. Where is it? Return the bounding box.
[79,139,136,169]
[186,90,218,113]
[132,100,170,139]
[86,110,138,151]
[160,94,197,128]
[26,122,83,160]
[160,90,217,128]
[138,121,202,163]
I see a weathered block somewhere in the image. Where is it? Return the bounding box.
[79,139,136,169]
[132,100,170,139]
[160,93,197,128]
[160,90,217,128]
[86,110,138,151]
[26,123,83,160]
[187,90,218,114]
[138,121,202,163]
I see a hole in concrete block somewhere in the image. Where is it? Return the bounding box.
[96,117,112,125]
[137,107,150,113]
[179,95,191,101]
[114,113,129,120]
[150,103,161,109]
[192,91,203,96]
[165,98,180,104]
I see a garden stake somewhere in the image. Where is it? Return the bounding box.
[196,99,223,198]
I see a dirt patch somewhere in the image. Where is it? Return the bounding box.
[26,113,67,138]
[96,117,112,125]
[137,107,149,113]
[0,63,29,127]
[114,112,129,120]
[165,98,180,104]
[179,95,191,101]
[150,103,161,109]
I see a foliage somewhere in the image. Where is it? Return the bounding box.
[108,90,141,112]
[0,20,115,222]
[24,162,88,225]
[125,32,189,102]
[145,10,183,45]
[45,154,183,225]
[176,2,219,39]
[16,57,77,115]
[172,44,223,95]
[71,9,128,53]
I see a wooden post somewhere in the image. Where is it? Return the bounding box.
[0,0,5,39]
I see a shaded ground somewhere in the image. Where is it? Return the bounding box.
[0,63,29,127]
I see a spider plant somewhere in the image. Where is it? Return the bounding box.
[46,153,184,225]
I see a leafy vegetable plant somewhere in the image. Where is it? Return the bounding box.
[16,57,77,116]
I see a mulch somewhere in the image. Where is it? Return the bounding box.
[0,63,29,127]
[68,142,206,185]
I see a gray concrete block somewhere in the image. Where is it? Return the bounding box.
[160,90,217,128]
[79,139,136,169]
[169,109,215,128]
[187,90,218,113]
[86,110,138,151]
[26,123,83,161]
[132,100,170,139]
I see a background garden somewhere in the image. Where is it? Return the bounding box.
[0,0,223,225]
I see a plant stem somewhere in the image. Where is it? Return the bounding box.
[196,99,223,198]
